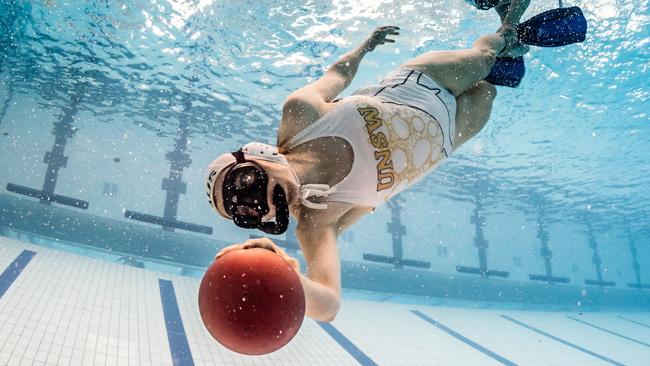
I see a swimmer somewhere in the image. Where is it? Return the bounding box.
[207,27,525,322]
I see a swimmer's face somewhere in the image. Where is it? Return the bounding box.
[253,159,301,217]
[213,157,300,221]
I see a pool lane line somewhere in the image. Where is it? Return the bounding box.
[159,279,195,366]
[0,250,37,298]
[617,316,650,329]
[317,321,378,366]
[567,315,650,348]
[410,310,517,366]
[501,315,624,366]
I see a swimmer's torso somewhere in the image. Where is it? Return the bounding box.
[283,95,454,208]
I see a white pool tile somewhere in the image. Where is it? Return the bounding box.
[1,236,649,366]
[504,311,650,365]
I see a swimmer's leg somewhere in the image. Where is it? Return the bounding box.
[453,81,497,148]
[404,33,506,96]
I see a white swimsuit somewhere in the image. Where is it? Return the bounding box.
[285,68,457,208]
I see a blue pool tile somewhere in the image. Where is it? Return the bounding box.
[411,310,517,366]
[617,316,650,329]
[568,315,650,348]
[317,321,378,366]
[501,315,624,366]
[159,279,195,366]
[0,250,36,298]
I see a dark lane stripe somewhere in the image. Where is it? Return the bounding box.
[317,322,378,366]
[411,310,517,366]
[159,279,195,366]
[617,316,650,329]
[501,315,624,366]
[0,250,36,298]
[568,315,650,348]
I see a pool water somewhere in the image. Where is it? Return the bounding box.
[0,0,649,365]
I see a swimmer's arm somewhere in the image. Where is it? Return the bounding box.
[278,27,400,145]
[277,42,375,144]
[295,224,342,322]
[294,204,371,322]
[496,0,531,26]
[284,26,400,105]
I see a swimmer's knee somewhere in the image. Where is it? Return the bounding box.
[469,81,497,103]
[476,81,497,101]
[477,48,497,73]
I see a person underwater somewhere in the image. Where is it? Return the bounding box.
[206,7,587,322]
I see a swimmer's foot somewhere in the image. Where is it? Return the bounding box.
[499,42,530,58]
[496,25,529,58]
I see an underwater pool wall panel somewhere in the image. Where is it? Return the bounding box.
[528,215,570,284]
[363,198,431,269]
[124,210,212,234]
[1,192,650,308]
[625,226,648,289]
[340,262,650,308]
[363,254,431,269]
[456,195,509,278]
[6,183,89,209]
[0,193,223,267]
[583,219,616,288]
[123,114,211,235]
[6,83,88,210]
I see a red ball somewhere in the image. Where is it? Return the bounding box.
[198,247,306,355]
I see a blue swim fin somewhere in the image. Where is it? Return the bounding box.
[484,56,525,88]
[517,6,587,47]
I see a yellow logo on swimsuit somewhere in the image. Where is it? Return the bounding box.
[357,107,394,192]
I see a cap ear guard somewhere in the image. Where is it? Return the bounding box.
[206,157,235,218]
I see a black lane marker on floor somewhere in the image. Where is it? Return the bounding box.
[410,310,517,366]
[568,315,650,348]
[317,322,378,366]
[617,316,650,329]
[0,250,36,298]
[159,279,195,366]
[501,315,624,366]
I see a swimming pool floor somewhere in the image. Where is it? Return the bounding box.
[1,236,649,365]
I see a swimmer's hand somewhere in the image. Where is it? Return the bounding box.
[362,26,400,52]
[215,237,301,273]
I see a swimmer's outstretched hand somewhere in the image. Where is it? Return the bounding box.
[362,26,400,52]
[215,237,301,273]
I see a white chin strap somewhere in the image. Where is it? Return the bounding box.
[298,184,337,210]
